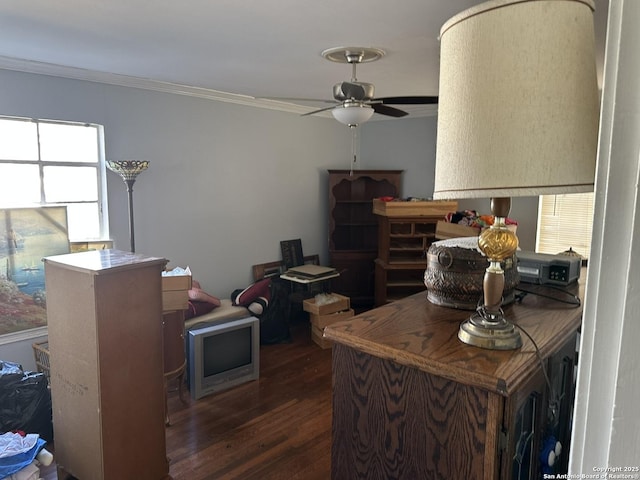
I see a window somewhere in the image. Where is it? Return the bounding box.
[0,116,108,342]
[0,115,108,241]
[536,193,595,260]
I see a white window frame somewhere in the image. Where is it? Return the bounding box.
[0,115,109,241]
[0,115,109,344]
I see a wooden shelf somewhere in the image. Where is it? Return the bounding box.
[329,170,402,309]
[373,203,456,306]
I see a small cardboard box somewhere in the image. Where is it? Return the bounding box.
[310,308,355,329]
[310,308,354,349]
[435,220,517,240]
[435,221,480,240]
[303,293,350,316]
[311,325,333,349]
[162,274,192,311]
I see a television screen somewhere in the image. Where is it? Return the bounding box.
[203,326,252,377]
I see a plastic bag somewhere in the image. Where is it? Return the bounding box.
[0,361,53,442]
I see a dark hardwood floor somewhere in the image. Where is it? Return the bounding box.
[40,320,333,480]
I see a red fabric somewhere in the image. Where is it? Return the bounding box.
[184,300,218,319]
[233,278,271,307]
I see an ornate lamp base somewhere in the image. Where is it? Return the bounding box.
[458,197,522,350]
[458,308,523,350]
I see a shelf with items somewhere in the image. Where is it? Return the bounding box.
[373,201,457,306]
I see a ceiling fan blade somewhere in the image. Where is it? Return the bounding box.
[301,105,339,116]
[371,103,409,118]
[376,96,439,105]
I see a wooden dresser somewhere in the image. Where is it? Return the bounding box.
[44,249,170,480]
[324,281,583,480]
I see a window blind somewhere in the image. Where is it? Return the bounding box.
[536,193,594,259]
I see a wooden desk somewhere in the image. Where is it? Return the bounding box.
[324,282,583,480]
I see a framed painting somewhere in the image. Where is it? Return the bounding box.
[0,206,70,336]
[280,238,304,270]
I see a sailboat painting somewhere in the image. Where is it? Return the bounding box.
[0,207,70,335]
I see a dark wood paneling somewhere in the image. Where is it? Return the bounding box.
[325,279,584,480]
[331,343,489,480]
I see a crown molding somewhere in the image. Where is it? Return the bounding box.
[0,55,436,119]
[0,55,314,116]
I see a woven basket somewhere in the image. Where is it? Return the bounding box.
[424,242,519,310]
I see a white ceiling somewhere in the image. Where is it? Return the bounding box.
[0,0,609,120]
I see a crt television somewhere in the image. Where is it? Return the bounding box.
[187,316,260,400]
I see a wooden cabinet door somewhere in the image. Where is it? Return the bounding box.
[500,336,577,479]
[331,343,499,479]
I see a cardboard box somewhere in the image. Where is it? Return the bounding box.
[311,325,333,349]
[162,274,192,311]
[310,308,354,349]
[303,293,350,315]
[373,199,458,217]
[70,241,114,253]
[162,275,192,291]
[434,221,517,240]
[310,308,355,329]
[435,221,480,240]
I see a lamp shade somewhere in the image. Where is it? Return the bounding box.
[434,0,600,200]
[332,103,374,126]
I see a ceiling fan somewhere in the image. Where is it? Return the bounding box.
[293,47,438,126]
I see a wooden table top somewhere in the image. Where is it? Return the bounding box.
[324,279,584,396]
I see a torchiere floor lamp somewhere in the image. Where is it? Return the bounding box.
[106,160,149,253]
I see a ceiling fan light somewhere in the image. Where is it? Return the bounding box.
[331,104,374,126]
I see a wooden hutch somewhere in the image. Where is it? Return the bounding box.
[327,169,402,310]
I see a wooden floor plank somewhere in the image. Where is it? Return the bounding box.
[40,321,333,480]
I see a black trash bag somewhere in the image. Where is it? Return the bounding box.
[258,278,291,345]
[231,278,291,345]
[0,360,53,442]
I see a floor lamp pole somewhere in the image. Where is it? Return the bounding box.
[124,179,137,252]
[106,160,149,253]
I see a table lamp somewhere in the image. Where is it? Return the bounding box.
[433,0,600,349]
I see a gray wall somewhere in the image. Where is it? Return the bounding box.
[0,68,539,369]
[361,118,539,251]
